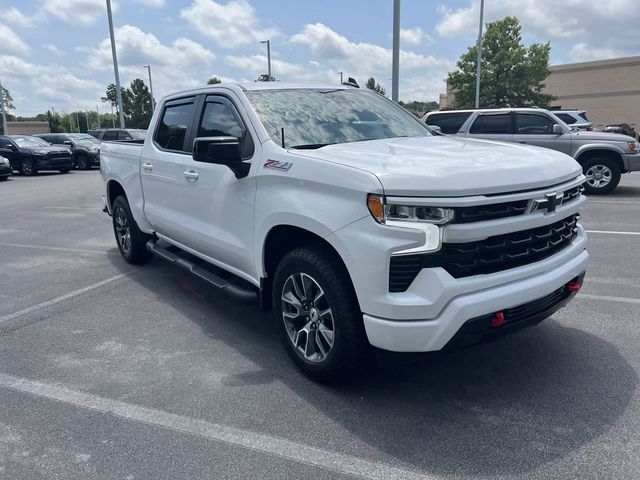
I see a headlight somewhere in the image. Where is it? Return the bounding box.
[629,142,638,151]
[367,194,454,253]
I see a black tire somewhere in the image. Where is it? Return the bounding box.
[76,155,90,170]
[112,195,153,264]
[273,245,372,382]
[21,157,38,176]
[59,168,71,174]
[582,157,621,195]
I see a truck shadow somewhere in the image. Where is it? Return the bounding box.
[110,254,637,477]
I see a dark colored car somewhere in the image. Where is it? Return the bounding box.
[36,133,101,170]
[604,124,637,140]
[89,128,147,141]
[0,155,11,180]
[0,135,74,176]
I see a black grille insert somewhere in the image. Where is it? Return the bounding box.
[455,200,528,223]
[389,214,579,292]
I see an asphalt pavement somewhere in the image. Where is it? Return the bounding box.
[1,169,639,479]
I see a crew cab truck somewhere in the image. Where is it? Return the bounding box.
[101,83,588,381]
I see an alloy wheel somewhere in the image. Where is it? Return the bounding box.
[281,272,335,363]
[114,207,132,256]
[585,164,612,189]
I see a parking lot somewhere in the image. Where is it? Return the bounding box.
[1,169,639,479]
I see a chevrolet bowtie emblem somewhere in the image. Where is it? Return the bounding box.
[532,192,564,214]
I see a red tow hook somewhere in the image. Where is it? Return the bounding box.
[567,281,581,293]
[490,311,505,328]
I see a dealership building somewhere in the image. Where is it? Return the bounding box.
[439,55,640,129]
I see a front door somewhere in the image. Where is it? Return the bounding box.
[514,113,572,155]
[466,113,514,143]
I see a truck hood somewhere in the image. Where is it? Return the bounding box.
[294,136,581,196]
[20,146,70,155]
[569,131,637,143]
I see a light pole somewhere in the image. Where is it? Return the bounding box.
[475,0,485,108]
[143,65,155,111]
[106,0,125,128]
[0,78,8,135]
[338,71,343,84]
[85,109,90,131]
[75,111,80,132]
[391,0,400,102]
[260,40,271,81]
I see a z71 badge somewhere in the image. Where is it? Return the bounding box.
[263,159,293,171]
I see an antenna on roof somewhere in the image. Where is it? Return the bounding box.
[342,77,359,88]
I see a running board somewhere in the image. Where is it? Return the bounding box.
[146,240,257,302]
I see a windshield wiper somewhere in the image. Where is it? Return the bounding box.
[290,143,336,149]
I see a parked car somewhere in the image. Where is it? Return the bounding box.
[423,108,640,194]
[551,110,594,131]
[0,155,11,180]
[101,83,587,381]
[0,135,74,176]
[90,128,147,141]
[604,124,637,140]
[36,133,101,170]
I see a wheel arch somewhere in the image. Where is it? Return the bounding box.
[260,224,359,312]
[575,148,624,172]
[106,179,126,209]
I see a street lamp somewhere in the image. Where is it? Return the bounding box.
[0,78,8,135]
[260,40,271,81]
[338,71,343,84]
[106,0,125,128]
[391,0,400,102]
[143,65,155,111]
[475,0,485,108]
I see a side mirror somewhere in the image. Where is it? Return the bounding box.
[552,124,564,135]
[9,144,17,151]
[193,136,249,178]
[63,140,72,146]
[428,125,442,134]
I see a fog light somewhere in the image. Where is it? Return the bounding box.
[490,311,505,328]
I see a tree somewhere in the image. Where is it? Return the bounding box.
[128,78,153,129]
[447,17,554,109]
[365,77,387,96]
[1,86,15,111]
[207,76,222,85]
[101,83,132,122]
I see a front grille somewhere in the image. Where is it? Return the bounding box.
[562,186,582,203]
[389,214,579,292]
[455,200,528,223]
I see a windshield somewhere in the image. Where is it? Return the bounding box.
[12,136,50,147]
[129,130,147,139]
[69,134,101,146]
[245,89,431,148]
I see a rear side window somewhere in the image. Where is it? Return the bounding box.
[515,114,555,134]
[197,97,254,158]
[155,99,196,152]
[578,112,590,122]
[425,112,472,134]
[0,138,11,148]
[469,114,512,134]
[102,130,119,141]
[556,113,577,125]
[119,131,132,140]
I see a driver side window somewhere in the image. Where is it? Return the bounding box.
[515,114,555,135]
[197,98,254,159]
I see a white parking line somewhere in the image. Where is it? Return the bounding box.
[0,274,128,325]
[587,200,640,205]
[577,293,640,305]
[585,230,640,236]
[0,372,434,480]
[0,242,110,255]
[44,206,100,211]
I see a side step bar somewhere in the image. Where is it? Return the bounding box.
[146,240,257,302]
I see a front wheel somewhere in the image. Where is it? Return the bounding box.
[112,195,153,264]
[582,157,621,195]
[273,245,372,382]
[59,168,71,174]
[21,158,38,176]
[76,155,90,170]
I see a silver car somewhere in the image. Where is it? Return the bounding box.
[424,108,640,194]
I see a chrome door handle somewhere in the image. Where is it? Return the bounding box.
[184,170,199,181]
[142,162,153,171]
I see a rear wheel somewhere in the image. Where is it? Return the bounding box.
[112,195,153,264]
[582,157,621,195]
[76,155,90,170]
[273,245,372,382]
[21,158,37,176]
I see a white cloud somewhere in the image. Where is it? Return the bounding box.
[5,7,37,28]
[42,0,106,27]
[0,24,30,55]
[568,43,623,63]
[42,43,64,56]
[180,0,280,48]
[400,27,426,46]
[434,0,640,60]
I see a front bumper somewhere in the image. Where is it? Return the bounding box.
[0,164,11,177]
[624,152,640,172]
[36,156,74,170]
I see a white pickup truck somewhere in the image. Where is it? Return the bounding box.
[101,83,588,381]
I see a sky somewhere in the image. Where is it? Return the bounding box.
[1,0,639,116]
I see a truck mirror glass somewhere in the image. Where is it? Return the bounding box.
[192,136,249,178]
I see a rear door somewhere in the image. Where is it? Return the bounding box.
[466,112,514,143]
[140,96,198,242]
[424,112,472,135]
[514,113,572,155]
